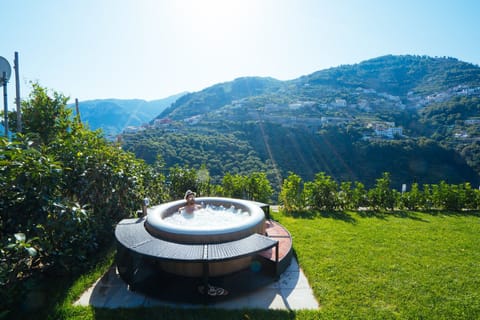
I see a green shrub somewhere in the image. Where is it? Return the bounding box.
[279,172,305,212]
[367,172,396,211]
[303,172,339,211]
[0,84,165,312]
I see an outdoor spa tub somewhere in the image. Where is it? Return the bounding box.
[143,197,267,277]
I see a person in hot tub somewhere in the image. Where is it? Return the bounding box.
[178,190,202,214]
[178,190,229,296]
[178,190,228,296]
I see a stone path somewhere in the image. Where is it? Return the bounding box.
[74,257,319,310]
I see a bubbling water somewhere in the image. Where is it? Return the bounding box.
[145,197,266,244]
[163,205,250,230]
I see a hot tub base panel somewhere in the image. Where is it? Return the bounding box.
[116,249,279,304]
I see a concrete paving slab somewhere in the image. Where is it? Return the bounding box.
[74,257,319,310]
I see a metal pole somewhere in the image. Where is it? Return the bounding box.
[14,52,22,132]
[75,98,81,123]
[2,71,8,137]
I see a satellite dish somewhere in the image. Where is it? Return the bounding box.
[0,56,12,85]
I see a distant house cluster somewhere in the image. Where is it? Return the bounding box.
[409,85,480,107]
[365,122,404,139]
[465,119,480,125]
[122,83,480,141]
[374,126,404,139]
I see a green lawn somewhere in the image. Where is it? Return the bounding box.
[278,210,480,319]
[44,210,480,319]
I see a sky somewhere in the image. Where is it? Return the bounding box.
[1,0,480,105]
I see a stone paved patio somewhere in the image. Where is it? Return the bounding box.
[74,257,319,310]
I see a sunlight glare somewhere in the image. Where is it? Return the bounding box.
[172,0,260,41]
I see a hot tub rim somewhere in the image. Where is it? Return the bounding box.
[145,197,266,236]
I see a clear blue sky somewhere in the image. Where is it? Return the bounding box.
[1,0,479,104]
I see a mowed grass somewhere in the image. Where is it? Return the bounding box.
[47,211,480,320]
[276,210,480,319]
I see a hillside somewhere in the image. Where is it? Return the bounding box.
[157,55,480,121]
[121,55,480,189]
[68,93,185,138]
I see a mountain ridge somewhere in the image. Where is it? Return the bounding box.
[120,54,480,189]
[155,55,480,122]
[68,92,186,138]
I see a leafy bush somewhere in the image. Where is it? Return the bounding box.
[279,172,305,212]
[304,172,339,211]
[399,182,424,210]
[0,233,39,316]
[220,171,273,202]
[0,84,165,313]
[278,171,480,213]
[367,172,396,211]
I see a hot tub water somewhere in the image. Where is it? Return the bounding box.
[165,205,251,230]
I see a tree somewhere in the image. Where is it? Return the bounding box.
[400,183,424,210]
[338,181,353,210]
[221,173,246,198]
[196,164,212,196]
[351,181,368,210]
[1,84,165,314]
[430,181,456,210]
[14,83,72,145]
[279,172,305,212]
[304,172,339,211]
[245,172,273,203]
[462,182,479,210]
[368,172,395,211]
[168,165,199,200]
